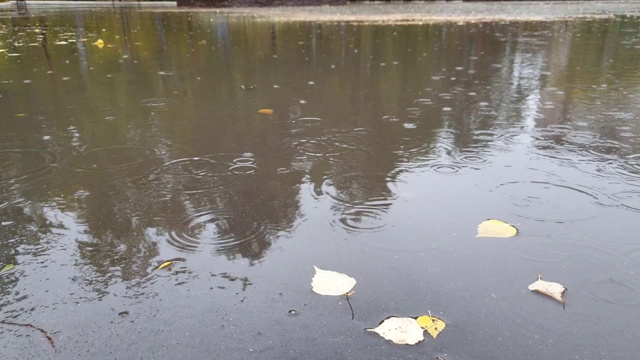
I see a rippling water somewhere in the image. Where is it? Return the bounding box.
[1,4,640,359]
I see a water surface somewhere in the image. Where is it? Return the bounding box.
[1,4,640,359]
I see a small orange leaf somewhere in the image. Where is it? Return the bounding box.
[258,109,274,115]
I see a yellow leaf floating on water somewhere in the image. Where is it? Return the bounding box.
[367,317,424,345]
[476,219,518,238]
[93,39,105,49]
[1,264,14,273]
[416,315,446,339]
[311,266,356,296]
[156,261,174,270]
[258,108,274,115]
[154,258,185,271]
[528,272,567,306]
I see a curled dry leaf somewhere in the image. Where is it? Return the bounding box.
[528,272,567,305]
[311,266,356,296]
[477,219,518,238]
[258,108,274,115]
[367,317,425,345]
[416,315,446,339]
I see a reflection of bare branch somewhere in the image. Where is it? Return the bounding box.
[0,320,55,350]
[217,272,253,291]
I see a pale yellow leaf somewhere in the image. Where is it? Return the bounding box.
[477,219,518,238]
[156,261,173,270]
[416,315,446,339]
[528,272,567,304]
[311,266,356,296]
[93,39,105,49]
[154,258,185,271]
[367,317,424,345]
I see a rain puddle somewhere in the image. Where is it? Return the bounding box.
[1,2,640,359]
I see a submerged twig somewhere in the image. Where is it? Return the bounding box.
[345,293,355,320]
[0,320,55,350]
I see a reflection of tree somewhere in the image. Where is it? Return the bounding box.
[73,174,159,294]
[1,10,640,300]
[541,19,640,150]
[142,164,303,262]
[0,189,53,311]
[218,172,302,261]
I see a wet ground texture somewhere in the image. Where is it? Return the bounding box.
[1,2,640,359]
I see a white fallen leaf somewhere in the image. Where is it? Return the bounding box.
[311,266,356,296]
[477,219,518,238]
[367,317,425,345]
[528,272,567,305]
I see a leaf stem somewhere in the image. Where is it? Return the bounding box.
[345,294,354,320]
